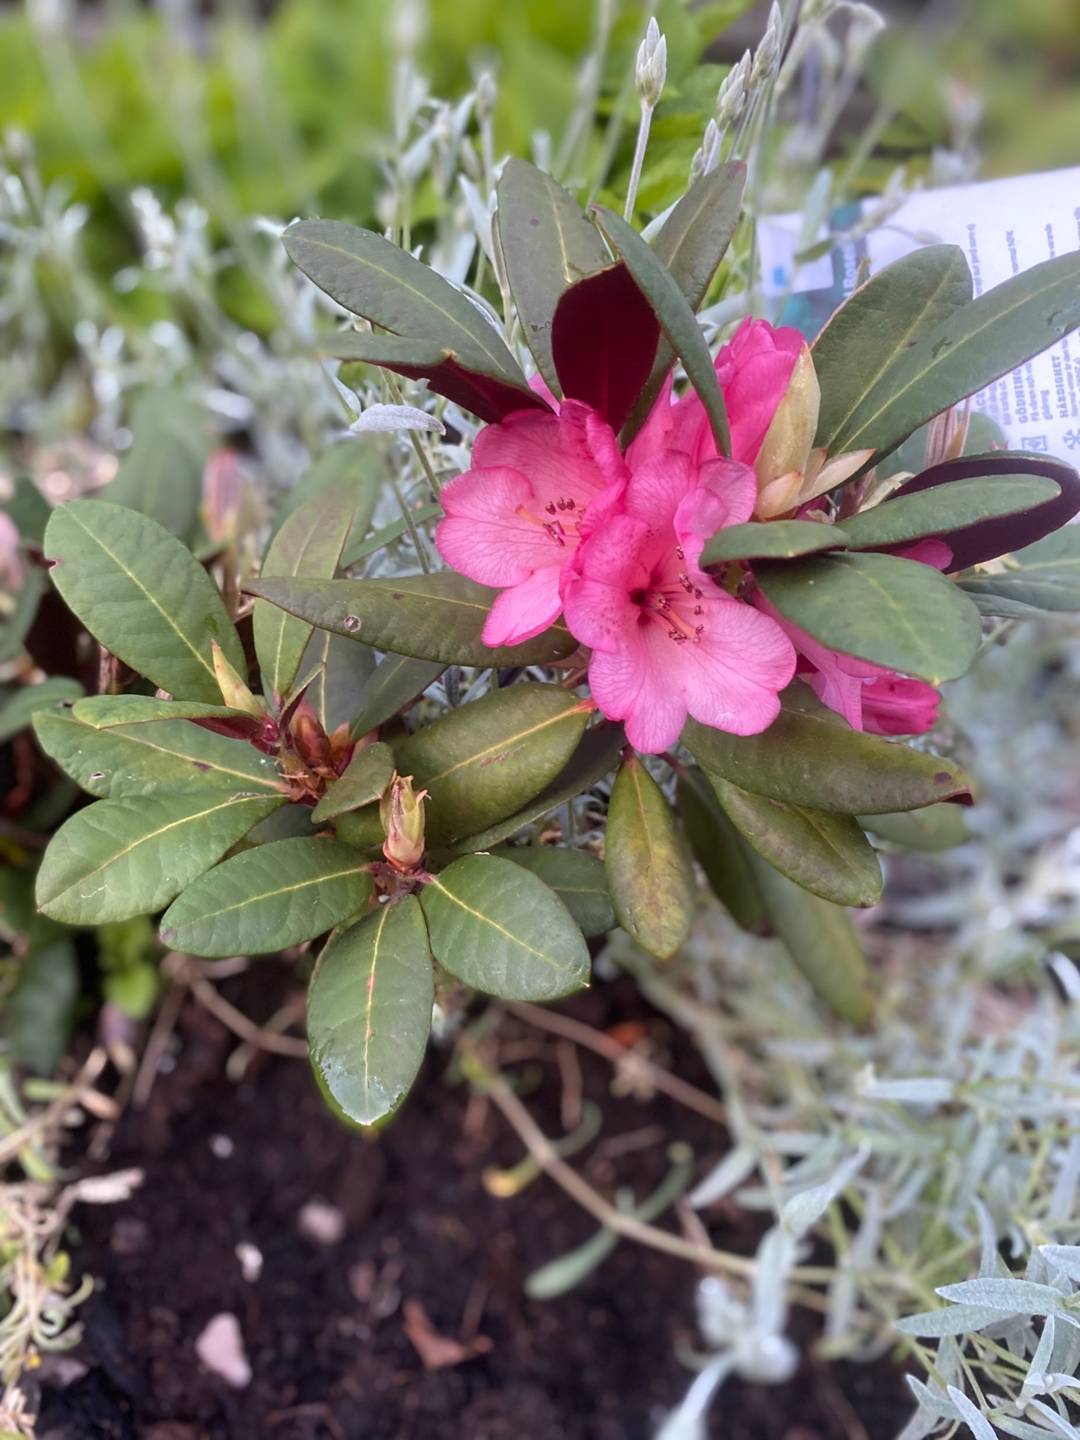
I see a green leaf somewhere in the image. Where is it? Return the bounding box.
[420,854,589,1001]
[43,500,245,703]
[860,805,968,852]
[957,527,1080,615]
[283,219,526,385]
[683,685,972,815]
[676,765,764,931]
[340,502,443,570]
[270,442,381,549]
[495,158,611,393]
[34,697,282,798]
[307,897,433,1127]
[311,741,395,823]
[455,721,624,852]
[393,684,592,844]
[756,552,981,684]
[159,837,374,958]
[493,846,614,937]
[701,519,850,565]
[245,572,578,667]
[0,566,44,665]
[748,856,874,1023]
[349,653,445,738]
[605,754,695,960]
[0,679,83,745]
[707,775,882,908]
[254,476,373,704]
[623,161,746,439]
[813,246,973,453]
[297,628,378,735]
[103,388,210,540]
[828,249,1080,460]
[37,793,282,926]
[7,936,79,1074]
[592,206,731,456]
[840,474,1060,550]
[2,474,52,547]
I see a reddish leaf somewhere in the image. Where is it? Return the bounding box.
[892,452,1080,570]
[550,263,660,430]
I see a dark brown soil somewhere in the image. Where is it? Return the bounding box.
[36,977,910,1440]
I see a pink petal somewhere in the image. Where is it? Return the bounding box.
[673,458,758,566]
[676,594,796,736]
[436,467,556,587]
[480,566,565,647]
[625,374,677,468]
[623,451,699,537]
[562,513,649,653]
[472,404,622,509]
[588,639,689,755]
[861,675,939,735]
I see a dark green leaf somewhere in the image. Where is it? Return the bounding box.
[394,684,592,844]
[701,519,850,565]
[495,158,611,393]
[0,679,83,745]
[840,474,1060,550]
[813,246,972,453]
[748,855,874,1024]
[37,793,282,926]
[43,500,245,703]
[0,566,44,665]
[756,552,981,684]
[349,653,445,738]
[707,775,882,907]
[271,442,381,549]
[420,854,589,1001]
[829,250,1080,460]
[860,805,968,852]
[7,937,78,1074]
[340,502,443,570]
[605,754,695,960]
[592,206,730,455]
[245,572,578,667]
[957,526,1080,615]
[103,388,210,539]
[493,846,614,936]
[676,765,764,930]
[2,474,52,547]
[455,721,624,852]
[160,837,373,957]
[683,685,973,815]
[297,628,378,735]
[311,741,395,823]
[307,897,433,1126]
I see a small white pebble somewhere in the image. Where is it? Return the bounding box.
[195,1313,252,1389]
[235,1241,263,1284]
[297,1199,346,1246]
[209,1134,234,1159]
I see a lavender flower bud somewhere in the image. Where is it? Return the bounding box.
[635,18,667,107]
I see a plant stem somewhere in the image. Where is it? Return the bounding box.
[623,100,654,222]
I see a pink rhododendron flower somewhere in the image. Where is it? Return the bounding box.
[435,400,627,647]
[629,317,805,470]
[562,453,797,753]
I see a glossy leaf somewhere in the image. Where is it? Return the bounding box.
[885,452,1080,570]
[958,525,1080,615]
[255,476,373,704]
[676,764,764,931]
[307,896,433,1127]
[828,250,1080,460]
[43,500,245,703]
[420,854,589,1000]
[756,551,982,684]
[702,519,850,565]
[605,754,695,960]
[160,837,373,957]
[37,793,281,926]
[813,246,973,453]
[394,684,591,844]
[860,806,968,852]
[456,721,624,852]
[33,697,282,798]
[493,845,614,937]
[103,388,210,539]
[841,473,1061,551]
[748,856,874,1023]
[283,219,527,385]
[326,332,545,424]
[550,263,660,430]
[684,686,973,815]
[496,158,611,394]
[0,679,83,745]
[349,653,445,738]
[708,774,882,908]
[311,741,395,823]
[624,161,746,439]
[245,572,578,667]
[592,206,730,455]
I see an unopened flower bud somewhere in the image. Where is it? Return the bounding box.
[292,703,333,772]
[475,70,497,120]
[380,773,428,873]
[715,51,750,129]
[689,119,722,183]
[753,344,821,498]
[635,18,667,107]
[211,641,263,718]
[751,3,783,87]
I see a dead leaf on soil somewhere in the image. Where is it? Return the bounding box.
[401,1300,493,1370]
